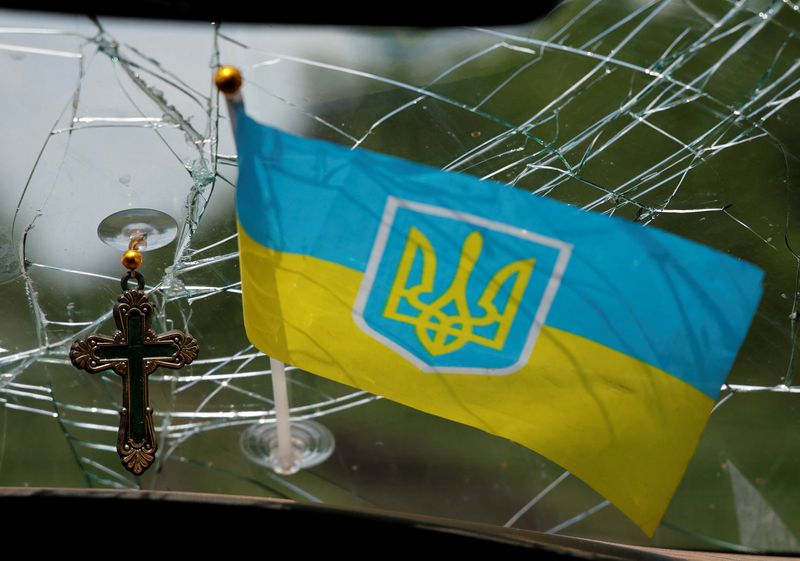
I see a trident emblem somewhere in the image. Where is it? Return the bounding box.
[383,227,535,356]
[354,197,572,374]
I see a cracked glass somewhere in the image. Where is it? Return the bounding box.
[1,0,799,552]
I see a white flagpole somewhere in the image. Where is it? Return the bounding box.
[215,66,297,475]
[269,357,296,473]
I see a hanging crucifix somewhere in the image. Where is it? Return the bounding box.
[70,237,198,475]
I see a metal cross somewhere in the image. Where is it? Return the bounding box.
[70,287,198,475]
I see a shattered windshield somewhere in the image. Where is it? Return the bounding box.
[1,0,798,552]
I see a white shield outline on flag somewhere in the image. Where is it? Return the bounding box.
[353,196,573,375]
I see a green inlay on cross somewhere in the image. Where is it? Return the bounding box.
[95,314,175,442]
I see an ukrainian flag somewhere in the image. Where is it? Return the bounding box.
[235,106,763,536]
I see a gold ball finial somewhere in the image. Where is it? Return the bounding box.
[122,249,143,271]
[215,66,243,95]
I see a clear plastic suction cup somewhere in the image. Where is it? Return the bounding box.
[240,420,335,475]
[97,208,178,251]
